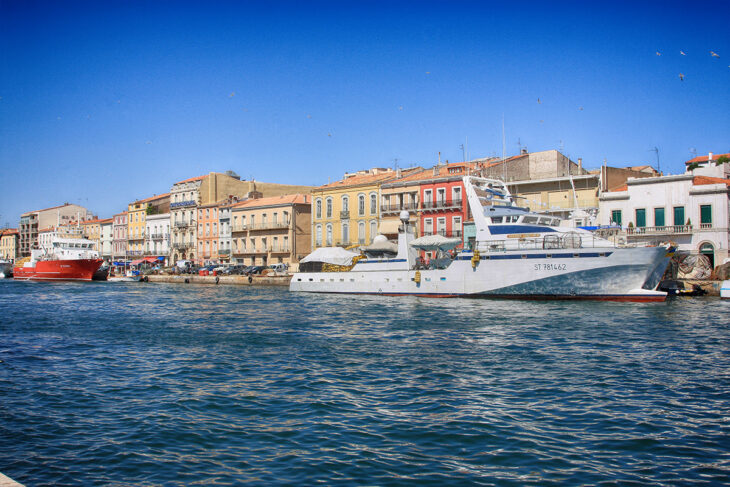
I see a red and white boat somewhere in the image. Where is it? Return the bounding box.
[13,237,103,281]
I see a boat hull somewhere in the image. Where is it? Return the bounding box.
[290,246,671,302]
[13,259,104,281]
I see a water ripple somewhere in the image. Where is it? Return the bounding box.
[1,280,729,485]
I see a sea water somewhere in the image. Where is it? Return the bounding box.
[1,280,728,486]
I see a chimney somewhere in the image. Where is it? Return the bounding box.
[708,152,713,162]
[432,166,439,176]
[396,168,402,178]
[521,147,528,155]
[578,158,583,170]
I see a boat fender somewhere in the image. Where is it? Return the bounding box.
[184,278,190,284]
[215,276,220,284]
[471,250,480,268]
[248,275,253,284]
[413,270,421,283]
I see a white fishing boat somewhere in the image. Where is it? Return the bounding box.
[291,176,674,301]
[0,259,13,278]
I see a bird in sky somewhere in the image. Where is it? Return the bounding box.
[328,133,332,137]
[398,106,403,111]
[680,50,686,56]
[306,114,312,119]
[656,51,661,56]
[679,73,685,81]
[710,51,720,58]
[579,106,584,111]
[229,92,235,97]
[537,98,541,104]
[426,71,431,74]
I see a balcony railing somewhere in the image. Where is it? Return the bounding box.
[174,221,195,228]
[421,199,462,210]
[218,249,230,255]
[150,233,169,240]
[231,222,291,232]
[128,233,146,241]
[171,242,194,249]
[340,210,350,219]
[335,240,351,247]
[626,225,696,236]
[170,200,197,209]
[381,202,419,213]
[126,250,144,256]
[270,246,291,253]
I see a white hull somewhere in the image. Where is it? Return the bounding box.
[292,247,670,301]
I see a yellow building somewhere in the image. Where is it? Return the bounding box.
[311,168,420,248]
[127,193,170,257]
[80,218,105,251]
[0,229,19,261]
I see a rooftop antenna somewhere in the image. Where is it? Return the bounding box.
[502,114,506,181]
[649,146,660,173]
[459,143,465,162]
[517,137,522,154]
[689,147,697,158]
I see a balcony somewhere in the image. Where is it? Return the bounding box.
[381,202,419,214]
[150,233,168,240]
[170,200,197,209]
[126,250,144,256]
[218,249,230,255]
[232,222,291,232]
[335,240,351,247]
[174,221,195,229]
[270,246,291,253]
[421,199,463,211]
[626,225,695,236]
[128,233,146,241]
[172,242,194,249]
[340,210,350,219]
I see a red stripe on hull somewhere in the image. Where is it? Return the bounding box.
[13,259,103,281]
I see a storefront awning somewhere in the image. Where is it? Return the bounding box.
[378,219,402,235]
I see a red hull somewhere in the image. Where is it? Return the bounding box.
[13,259,104,281]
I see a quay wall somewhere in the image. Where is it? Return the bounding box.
[147,274,291,286]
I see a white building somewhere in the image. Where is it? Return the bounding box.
[100,219,113,262]
[599,171,729,267]
[146,213,171,264]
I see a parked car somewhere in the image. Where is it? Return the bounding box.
[244,266,266,275]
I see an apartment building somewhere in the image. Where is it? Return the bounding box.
[231,194,311,269]
[19,203,90,257]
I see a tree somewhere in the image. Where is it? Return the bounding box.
[715,155,729,166]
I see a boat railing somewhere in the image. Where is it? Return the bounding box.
[474,233,618,253]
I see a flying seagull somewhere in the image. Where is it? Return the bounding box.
[656,51,661,56]
[229,92,235,97]
[679,73,685,81]
[680,50,686,56]
[710,51,720,58]
[537,98,541,104]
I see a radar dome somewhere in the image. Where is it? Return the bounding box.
[399,210,410,222]
[373,235,388,243]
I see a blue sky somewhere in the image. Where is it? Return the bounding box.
[1,0,728,225]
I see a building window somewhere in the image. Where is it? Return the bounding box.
[358,222,366,244]
[424,189,433,205]
[370,193,377,215]
[611,210,622,226]
[437,188,446,205]
[326,198,333,218]
[700,205,712,225]
[283,236,288,251]
[342,196,349,213]
[315,199,322,219]
[437,217,446,236]
[654,208,665,227]
[453,216,462,237]
[453,187,462,204]
[342,223,349,244]
[358,194,365,216]
[369,220,377,242]
[635,208,646,228]
[673,206,685,226]
[315,225,322,247]
[326,224,333,246]
[424,218,433,235]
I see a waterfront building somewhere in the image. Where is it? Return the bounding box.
[379,167,428,236]
[598,165,730,267]
[231,194,311,269]
[217,199,236,265]
[112,211,128,262]
[80,217,107,251]
[99,219,113,262]
[197,201,222,265]
[311,168,407,249]
[0,228,19,261]
[170,171,313,265]
[144,213,170,264]
[479,149,658,226]
[37,224,85,253]
[19,203,90,257]
[127,194,170,259]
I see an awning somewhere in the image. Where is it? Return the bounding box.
[378,219,402,235]
[409,234,462,251]
[131,259,144,265]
